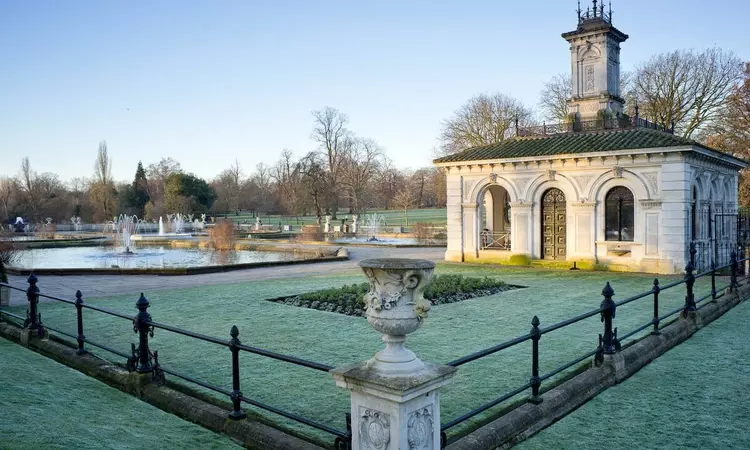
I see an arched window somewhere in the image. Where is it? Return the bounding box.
[605,187,634,241]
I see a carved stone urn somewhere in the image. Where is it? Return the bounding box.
[359,258,435,374]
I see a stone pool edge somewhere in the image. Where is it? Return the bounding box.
[6,249,349,276]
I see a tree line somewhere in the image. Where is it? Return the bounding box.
[0,108,446,225]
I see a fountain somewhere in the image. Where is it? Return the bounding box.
[363,213,386,241]
[112,214,138,254]
[158,216,165,236]
[168,213,186,234]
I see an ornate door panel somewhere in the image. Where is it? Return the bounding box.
[542,188,567,260]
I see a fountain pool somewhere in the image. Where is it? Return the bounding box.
[13,246,302,270]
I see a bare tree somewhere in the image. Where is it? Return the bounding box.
[94,141,113,185]
[341,137,383,213]
[0,177,17,221]
[297,152,327,224]
[540,71,634,122]
[18,157,41,219]
[539,73,572,122]
[633,48,743,138]
[311,107,350,218]
[706,62,750,204]
[439,93,534,156]
[393,185,418,227]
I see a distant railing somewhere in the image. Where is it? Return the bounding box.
[0,277,352,448]
[516,113,674,138]
[480,231,511,250]
[437,243,749,445]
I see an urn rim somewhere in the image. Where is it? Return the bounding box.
[359,258,435,270]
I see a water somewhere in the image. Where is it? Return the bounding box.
[362,213,386,240]
[14,247,302,270]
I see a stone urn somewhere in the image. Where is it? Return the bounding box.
[359,258,435,374]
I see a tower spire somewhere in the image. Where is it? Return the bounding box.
[593,0,598,17]
[577,1,582,22]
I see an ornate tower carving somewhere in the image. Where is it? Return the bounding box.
[562,1,628,120]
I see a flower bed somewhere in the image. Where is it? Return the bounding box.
[267,274,521,316]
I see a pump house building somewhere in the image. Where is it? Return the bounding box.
[434,2,746,274]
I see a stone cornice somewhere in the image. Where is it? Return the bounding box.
[509,201,533,209]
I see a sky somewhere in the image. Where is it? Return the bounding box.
[1,0,749,183]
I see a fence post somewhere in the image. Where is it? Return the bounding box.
[683,260,696,316]
[600,282,618,354]
[710,260,717,302]
[689,242,696,268]
[529,315,542,404]
[228,325,246,420]
[75,290,86,355]
[134,293,153,373]
[651,279,660,335]
[25,273,42,331]
[731,251,739,290]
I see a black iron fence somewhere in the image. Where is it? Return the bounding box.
[688,208,750,273]
[437,244,749,446]
[0,277,352,449]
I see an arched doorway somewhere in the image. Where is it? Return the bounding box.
[541,188,566,260]
[479,185,511,250]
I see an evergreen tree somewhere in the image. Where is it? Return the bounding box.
[131,161,150,216]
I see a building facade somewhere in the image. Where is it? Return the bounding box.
[434,2,746,274]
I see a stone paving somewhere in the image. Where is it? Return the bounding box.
[5,246,445,306]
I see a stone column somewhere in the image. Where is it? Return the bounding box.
[331,259,457,450]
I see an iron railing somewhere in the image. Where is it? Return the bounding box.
[437,244,749,446]
[0,278,352,449]
[480,231,511,250]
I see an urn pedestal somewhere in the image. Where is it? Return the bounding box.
[331,258,456,450]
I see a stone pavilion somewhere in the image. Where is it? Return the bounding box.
[434,1,747,274]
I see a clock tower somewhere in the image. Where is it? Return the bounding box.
[562,1,628,121]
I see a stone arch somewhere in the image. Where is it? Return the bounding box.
[579,44,601,60]
[527,173,579,205]
[589,169,650,203]
[469,175,519,206]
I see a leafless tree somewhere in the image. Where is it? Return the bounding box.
[311,107,350,218]
[341,137,383,213]
[438,93,534,156]
[539,73,572,122]
[0,177,17,221]
[633,48,743,138]
[297,152,327,224]
[94,141,113,185]
[540,71,634,122]
[393,184,418,227]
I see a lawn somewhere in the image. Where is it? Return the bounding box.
[515,297,750,450]
[222,207,447,227]
[0,337,240,450]
[3,264,717,445]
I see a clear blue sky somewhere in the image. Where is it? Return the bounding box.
[1,0,748,182]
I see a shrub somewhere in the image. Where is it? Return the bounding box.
[207,219,236,250]
[276,274,515,314]
[508,253,532,266]
[412,222,435,244]
[298,225,324,242]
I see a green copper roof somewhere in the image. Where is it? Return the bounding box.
[433,128,738,164]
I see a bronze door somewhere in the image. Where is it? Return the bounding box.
[542,188,567,260]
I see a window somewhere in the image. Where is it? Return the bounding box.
[605,187,634,241]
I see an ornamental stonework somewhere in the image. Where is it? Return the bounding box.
[407,406,434,449]
[359,407,391,450]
